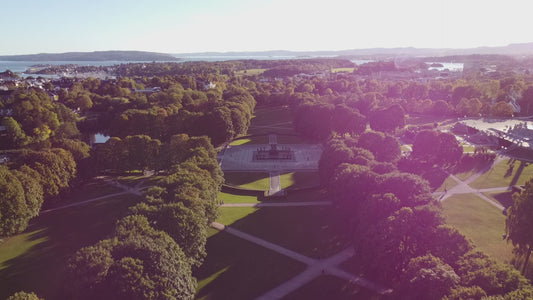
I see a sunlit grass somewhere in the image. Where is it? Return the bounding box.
[0,193,141,299]
[216,207,258,227]
[234,68,267,76]
[195,231,305,300]
[218,191,259,204]
[469,159,533,189]
[224,172,270,191]
[331,67,355,73]
[442,193,514,263]
[228,206,351,258]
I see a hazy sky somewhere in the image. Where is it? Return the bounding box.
[1,0,531,55]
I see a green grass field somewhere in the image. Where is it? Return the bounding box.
[195,231,305,300]
[276,135,311,144]
[229,135,269,146]
[224,172,270,191]
[442,194,514,263]
[0,193,142,299]
[283,275,381,300]
[469,159,533,189]
[247,106,295,135]
[435,175,459,192]
[234,68,267,76]
[218,191,259,204]
[331,67,355,73]
[227,206,351,258]
[280,172,320,190]
[50,179,123,205]
[217,207,258,227]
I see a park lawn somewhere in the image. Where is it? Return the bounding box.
[250,106,293,128]
[247,106,295,136]
[229,206,351,258]
[435,175,459,192]
[218,191,259,204]
[463,145,475,153]
[229,135,269,146]
[0,193,142,300]
[283,275,382,300]
[57,179,123,204]
[280,172,321,190]
[331,67,355,73]
[453,158,493,182]
[442,194,514,263]
[140,175,165,187]
[195,230,306,300]
[234,68,267,76]
[224,172,270,191]
[276,135,312,144]
[117,174,147,186]
[469,159,533,189]
[216,207,258,227]
[484,191,515,209]
[284,188,328,202]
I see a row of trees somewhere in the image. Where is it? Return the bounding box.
[67,133,223,299]
[320,133,533,298]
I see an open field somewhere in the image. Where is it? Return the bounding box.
[218,191,260,204]
[0,193,142,299]
[283,275,381,300]
[45,179,123,207]
[229,135,269,146]
[195,231,306,300]
[469,159,533,189]
[234,68,267,76]
[227,206,351,259]
[247,106,295,136]
[224,172,270,190]
[331,67,355,73]
[281,172,320,190]
[442,194,514,263]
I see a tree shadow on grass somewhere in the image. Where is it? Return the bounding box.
[489,191,515,209]
[228,206,351,259]
[283,275,383,300]
[194,231,305,300]
[0,195,140,300]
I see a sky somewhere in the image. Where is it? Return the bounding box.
[1,0,532,55]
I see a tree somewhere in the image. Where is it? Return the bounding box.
[12,166,44,219]
[0,166,30,236]
[491,101,514,117]
[506,178,533,275]
[358,131,400,163]
[129,201,208,266]
[68,215,196,300]
[457,251,530,296]
[397,254,460,300]
[6,291,43,300]
[2,117,28,148]
[369,104,405,133]
[331,104,366,135]
[411,130,462,167]
[456,98,482,117]
[379,172,434,207]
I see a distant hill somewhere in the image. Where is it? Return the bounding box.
[175,43,533,59]
[0,51,180,61]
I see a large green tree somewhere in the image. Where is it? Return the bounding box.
[68,215,196,300]
[506,178,533,275]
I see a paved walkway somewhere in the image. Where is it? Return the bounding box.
[211,222,391,299]
[436,157,507,211]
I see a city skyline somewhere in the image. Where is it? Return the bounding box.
[1,0,531,55]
